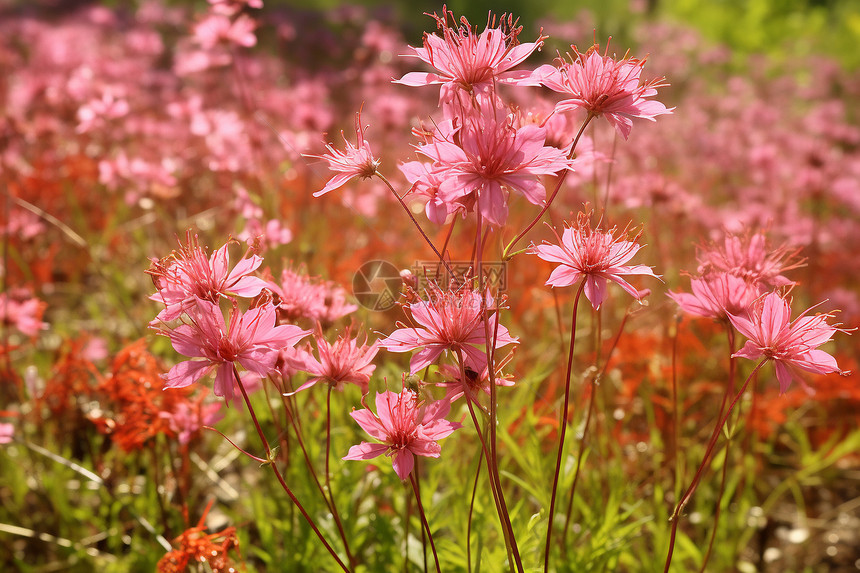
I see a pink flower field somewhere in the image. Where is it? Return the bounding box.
[1,1,859,571]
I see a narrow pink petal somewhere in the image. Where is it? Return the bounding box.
[213,363,235,400]
[379,327,423,352]
[584,275,608,310]
[409,346,444,374]
[350,409,389,441]
[313,173,355,197]
[773,361,795,394]
[395,71,442,86]
[343,442,388,461]
[392,449,414,481]
[732,341,763,361]
[163,360,212,389]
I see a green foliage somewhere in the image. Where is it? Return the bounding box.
[657,0,860,69]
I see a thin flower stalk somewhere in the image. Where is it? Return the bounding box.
[503,113,596,260]
[409,472,441,573]
[232,367,350,572]
[543,281,585,571]
[474,212,523,572]
[663,359,766,572]
[562,308,632,547]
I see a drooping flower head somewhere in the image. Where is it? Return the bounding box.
[343,387,461,480]
[306,114,380,197]
[416,109,574,226]
[396,7,546,107]
[148,231,269,323]
[697,230,804,289]
[727,291,850,393]
[530,41,673,139]
[530,212,659,309]
[436,349,515,403]
[380,285,517,373]
[161,298,310,401]
[297,326,380,393]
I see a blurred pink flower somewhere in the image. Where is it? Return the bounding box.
[148,232,269,323]
[343,388,461,480]
[161,400,224,445]
[727,291,849,393]
[530,43,672,139]
[162,299,310,401]
[380,286,517,373]
[269,266,357,324]
[668,272,760,321]
[208,0,263,16]
[0,293,47,337]
[193,14,257,49]
[396,8,546,106]
[307,118,380,197]
[298,328,380,393]
[530,213,659,310]
[0,423,14,445]
[697,231,804,288]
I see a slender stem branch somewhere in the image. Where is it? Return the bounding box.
[232,366,350,572]
[281,387,354,568]
[458,352,514,572]
[663,359,767,573]
[325,384,357,570]
[475,212,522,573]
[467,451,483,573]
[544,281,586,572]
[376,173,453,277]
[699,327,737,572]
[503,113,596,260]
[562,309,631,548]
[410,472,441,573]
[560,375,595,545]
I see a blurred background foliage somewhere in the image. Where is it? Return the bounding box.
[263,0,860,69]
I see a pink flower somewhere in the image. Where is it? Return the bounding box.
[307,117,380,197]
[162,299,310,401]
[343,388,461,480]
[268,265,357,324]
[0,423,14,445]
[297,328,380,393]
[396,8,546,106]
[193,14,257,49]
[161,401,224,445]
[668,272,760,321]
[399,160,455,225]
[727,291,850,393]
[380,286,517,374]
[697,231,804,288]
[148,232,269,323]
[436,350,515,403]
[530,213,659,310]
[416,111,574,226]
[530,43,673,139]
[0,293,47,337]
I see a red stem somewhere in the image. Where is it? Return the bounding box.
[544,281,586,571]
[663,359,766,572]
